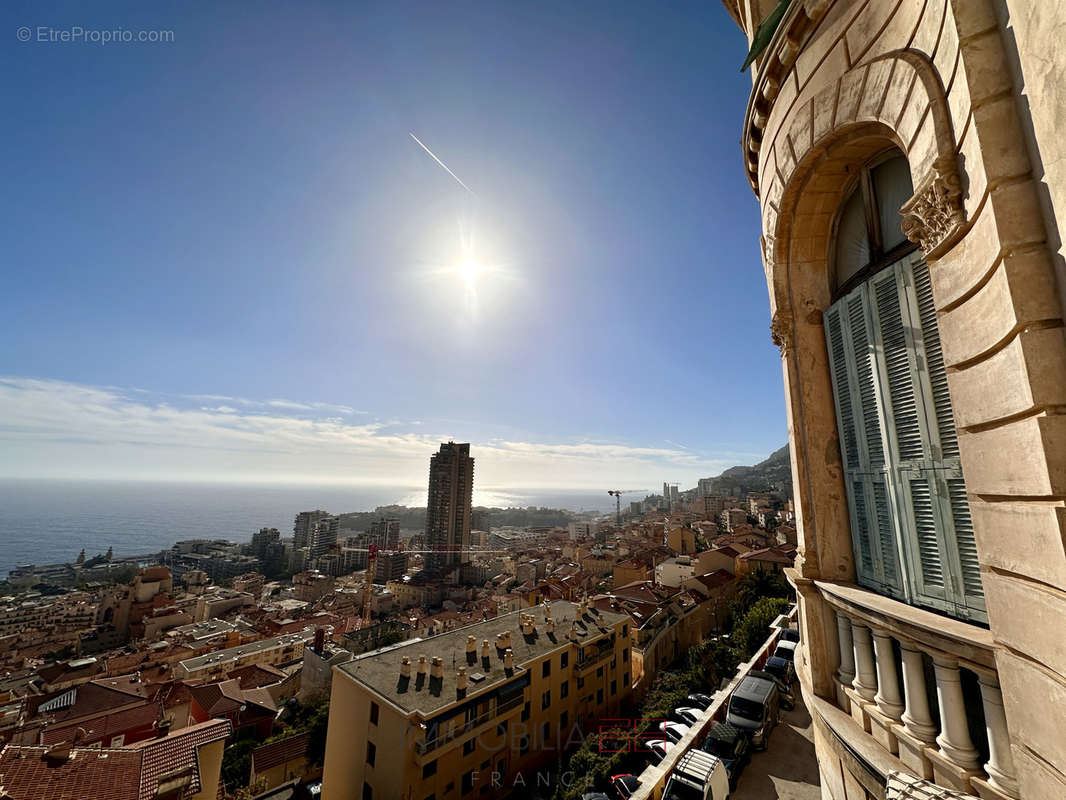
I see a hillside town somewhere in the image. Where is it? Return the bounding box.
[0,443,798,798]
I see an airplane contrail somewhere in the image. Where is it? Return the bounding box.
[409,132,476,196]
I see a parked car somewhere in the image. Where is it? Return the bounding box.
[644,738,673,761]
[673,706,704,725]
[611,774,641,799]
[773,639,798,663]
[763,654,795,686]
[749,667,795,711]
[659,721,691,744]
[687,692,715,709]
[700,722,752,788]
[726,674,780,750]
[779,628,800,643]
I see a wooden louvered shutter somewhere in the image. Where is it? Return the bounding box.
[825,285,904,597]
[907,260,986,619]
[869,261,948,608]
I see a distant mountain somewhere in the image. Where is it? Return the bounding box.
[704,444,793,499]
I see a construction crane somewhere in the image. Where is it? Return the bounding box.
[607,489,646,527]
[361,543,379,626]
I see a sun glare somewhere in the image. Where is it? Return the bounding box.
[458,257,482,284]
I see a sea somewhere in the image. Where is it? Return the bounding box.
[0,479,619,578]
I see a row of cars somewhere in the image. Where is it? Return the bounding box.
[585,628,800,800]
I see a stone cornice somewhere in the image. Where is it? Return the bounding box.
[740,0,831,197]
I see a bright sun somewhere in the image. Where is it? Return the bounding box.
[458,257,482,284]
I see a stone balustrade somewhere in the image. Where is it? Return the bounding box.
[821,583,1018,800]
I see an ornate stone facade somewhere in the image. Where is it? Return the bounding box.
[727,1,1066,799]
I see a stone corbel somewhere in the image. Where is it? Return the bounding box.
[900,153,966,259]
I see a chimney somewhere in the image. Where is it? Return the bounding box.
[155,719,172,738]
[400,656,412,678]
[504,648,514,670]
[314,627,326,655]
[457,667,468,691]
[520,616,533,635]
[417,655,428,677]
[568,624,579,642]
[466,635,477,659]
[481,639,491,660]
[430,656,444,680]
[546,617,554,635]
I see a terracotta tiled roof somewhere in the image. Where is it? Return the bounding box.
[40,701,161,746]
[31,680,148,724]
[128,718,231,800]
[687,569,735,591]
[189,679,278,719]
[737,547,794,565]
[252,732,309,774]
[0,745,142,800]
[230,663,287,689]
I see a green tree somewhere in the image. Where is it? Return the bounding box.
[306,701,330,766]
[733,566,789,613]
[220,739,256,791]
[730,596,791,659]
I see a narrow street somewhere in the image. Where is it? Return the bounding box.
[731,694,820,800]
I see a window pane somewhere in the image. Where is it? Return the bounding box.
[872,155,913,251]
[835,188,870,289]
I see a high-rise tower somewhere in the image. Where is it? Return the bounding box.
[294,510,331,550]
[424,442,473,574]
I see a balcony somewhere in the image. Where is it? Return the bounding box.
[414,693,525,756]
[809,578,1017,800]
[576,643,615,673]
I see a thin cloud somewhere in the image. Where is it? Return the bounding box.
[0,377,737,487]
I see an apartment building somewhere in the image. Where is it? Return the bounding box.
[426,442,474,574]
[176,632,308,681]
[322,600,632,799]
[726,1,1066,798]
[653,556,697,589]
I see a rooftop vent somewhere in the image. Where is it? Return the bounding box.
[469,672,487,684]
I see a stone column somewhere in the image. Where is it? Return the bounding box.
[899,641,937,742]
[835,612,855,686]
[851,623,878,702]
[976,671,1019,798]
[932,656,980,770]
[871,630,904,720]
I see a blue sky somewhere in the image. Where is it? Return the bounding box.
[0,1,785,489]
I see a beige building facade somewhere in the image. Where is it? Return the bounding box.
[725,1,1066,799]
[321,601,632,799]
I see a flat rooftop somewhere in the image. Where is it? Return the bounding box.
[337,600,629,716]
[178,632,309,672]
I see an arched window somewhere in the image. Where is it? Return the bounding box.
[824,148,985,623]
[833,152,918,296]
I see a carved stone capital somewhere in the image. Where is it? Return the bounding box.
[770,309,793,357]
[900,154,966,259]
